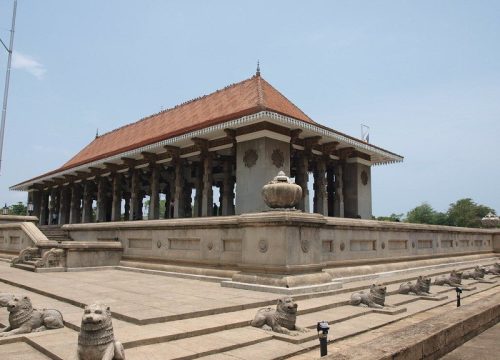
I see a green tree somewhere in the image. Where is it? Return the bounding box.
[447,198,495,228]
[405,203,448,225]
[9,202,27,215]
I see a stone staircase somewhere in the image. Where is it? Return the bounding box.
[39,225,72,242]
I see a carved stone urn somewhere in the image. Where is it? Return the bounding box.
[262,171,302,209]
[481,212,499,228]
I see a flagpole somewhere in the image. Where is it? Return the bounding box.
[0,0,17,175]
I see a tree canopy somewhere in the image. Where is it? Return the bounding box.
[404,198,496,228]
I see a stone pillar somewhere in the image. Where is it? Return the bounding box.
[327,165,335,217]
[173,159,185,218]
[333,163,344,217]
[82,181,93,223]
[235,136,290,214]
[193,163,202,217]
[222,159,234,216]
[48,188,57,225]
[58,186,70,225]
[111,173,122,221]
[123,192,130,220]
[96,177,107,222]
[39,190,49,225]
[314,158,328,215]
[137,192,144,220]
[69,184,82,224]
[343,159,372,219]
[31,190,41,219]
[296,153,310,212]
[129,170,140,221]
[163,184,171,219]
[201,153,213,217]
[148,165,160,220]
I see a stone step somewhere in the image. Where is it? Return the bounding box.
[11,263,37,272]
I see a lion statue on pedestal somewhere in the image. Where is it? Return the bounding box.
[0,295,64,337]
[398,276,432,295]
[76,302,125,360]
[433,270,463,287]
[251,297,307,336]
[350,284,387,308]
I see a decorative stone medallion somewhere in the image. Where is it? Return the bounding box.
[207,242,214,251]
[301,239,310,253]
[243,149,258,168]
[271,149,284,168]
[455,241,458,247]
[340,242,345,251]
[361,170,369,186]
[156,240,162,248]
[258,239,268,253]
[381,242,385,249]
[412,241,416,248]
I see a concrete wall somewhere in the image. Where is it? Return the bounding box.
[64,212,499,271]
[0,223,38,253]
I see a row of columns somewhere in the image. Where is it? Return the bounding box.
[33,154,236,226]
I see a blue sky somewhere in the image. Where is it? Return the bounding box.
[0,0,499,216]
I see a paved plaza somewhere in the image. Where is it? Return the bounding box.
[0,257,499,359]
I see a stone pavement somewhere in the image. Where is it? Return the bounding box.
[0,257,499,359]
[441,322,500,360]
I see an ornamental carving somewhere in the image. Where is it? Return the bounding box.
[340,242,345,251]
[156,240,162,248]
[361,170,369,186]
[301,239,310,253]
[258,239,268,253]
[207,242,214,251]
[271,149,284,168]
[243,149,258,168]
[381,242,386,250]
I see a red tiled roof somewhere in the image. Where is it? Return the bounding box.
[61,74,316,171]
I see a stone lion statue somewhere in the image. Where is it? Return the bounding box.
[0,295,64,337]
[462,266,486,280]
[76,303,125,360]
[350,284,387,308]
[251,297,307,335]
[485,263,500,275]
[433,270,462,286]
[398,276,432,295]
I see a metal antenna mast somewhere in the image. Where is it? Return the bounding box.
[0,0,17,174]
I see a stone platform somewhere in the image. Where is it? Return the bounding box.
[0,255,499,359]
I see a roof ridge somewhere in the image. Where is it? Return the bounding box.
[256,73,266,110]
[95,75,258,140]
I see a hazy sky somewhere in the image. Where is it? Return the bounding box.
[0,0,499,216]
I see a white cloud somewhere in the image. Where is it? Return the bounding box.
[12,51,46,79]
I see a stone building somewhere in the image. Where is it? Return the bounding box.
[10,71,402,225]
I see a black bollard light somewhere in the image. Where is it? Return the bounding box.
[456,287,462,307]
[317,320,330,357]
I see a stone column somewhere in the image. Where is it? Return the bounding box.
[201,153,213,217]
[69,184,82,224]
[82,181,93,223]
[48,188,57,225]
[123,192,130,220]
[96,177,107,222]
[193,163,203,217]
[334,163,344,217]
[148,165,160,220]
[296,153,310,212]
[39,190,49,226]
[129,170,140,221]
[31,190,41,219]
[163,184,171,219]
[327,165,335,217]
[314,158,328,215]
[173,159,185,218]
[222,158,234,216]
[111,173,122,221]
[137,191,144,220]
[58,186,70,225]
